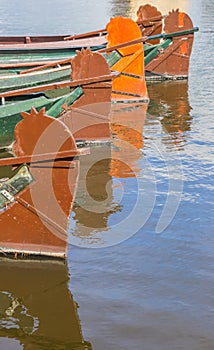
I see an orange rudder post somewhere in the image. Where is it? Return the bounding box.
[106,17,149,103]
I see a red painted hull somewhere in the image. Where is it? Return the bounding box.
[0,158,79,258]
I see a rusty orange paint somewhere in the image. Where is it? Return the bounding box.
[13,107,77,157]
[111,49,148,100]
[136,4,163,45]
[1,108,80,258]
[61,49,112,141]
[106,17,148,101]
[0,49,115,259]
[177,12,189,54]
[178,12,185,27]
[107,17,143,56]
[179,39,188,55]
[146,9,195,78]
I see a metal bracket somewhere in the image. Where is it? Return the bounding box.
[0,189,15,203]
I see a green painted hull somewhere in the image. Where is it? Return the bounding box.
[0,41,172,79]
[0,86,83,148]
[0,40,172,98]
[0,46,104,72]
[144,39,172,66]
[0,43,161,68]
[0,67,71,93]
[0,52,119,94]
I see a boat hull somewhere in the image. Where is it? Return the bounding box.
[0,157,79,259]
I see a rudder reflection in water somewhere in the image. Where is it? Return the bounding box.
[70,103,148,246]
[111,102,148,178]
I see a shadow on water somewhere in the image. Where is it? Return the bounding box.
[0,258,92,350]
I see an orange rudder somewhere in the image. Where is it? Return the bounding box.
[106,17,148,102]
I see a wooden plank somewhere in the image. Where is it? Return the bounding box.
[0,65,70,79]
[0,148,90,166]
[0,72,118,99]
[64,28,107,41]
[99,27,198,54]
[0,36,106,50]
[144,39,171,66]
[111,48,144,73]
[145,38,187,71]
[20,62,71,74]
[136,14,164,25]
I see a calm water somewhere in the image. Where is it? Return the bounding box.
[0,0,214,349]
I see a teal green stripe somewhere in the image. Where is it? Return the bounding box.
[144,39,172,66]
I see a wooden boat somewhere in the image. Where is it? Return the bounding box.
[143,8,198,80]
[0,104,90,258]
[67,3,198,81]
[0,16,149,106]
[0,259,92,349]
[0,48,129,258]
[0,5,198,80]
[0,48,114,149]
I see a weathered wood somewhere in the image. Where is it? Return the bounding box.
[0,72,117,99]
[0,35,106,50]
[0,106,82,258]
[136,4,163,44]
[64,28,107,41]
[146,38,188,71]
[0,66,71,93]
[107,17,148,102]
[0,148,90,166]
[20,58,72,74]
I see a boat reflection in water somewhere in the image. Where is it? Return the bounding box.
[110,102,148,177]
[71,144,116,240]
[146,80,192,149]
[70,102,148,246]
[70,81,192,246]
[0,258,92,349]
